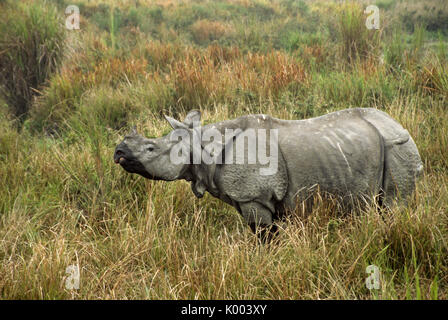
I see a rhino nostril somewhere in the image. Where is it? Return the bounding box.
[114,149,127,164]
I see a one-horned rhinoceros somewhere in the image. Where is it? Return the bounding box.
[114,108,423,238]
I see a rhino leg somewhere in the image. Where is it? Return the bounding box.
[239,201,273,225]
[249,223,278,243]
[239,201,278,242]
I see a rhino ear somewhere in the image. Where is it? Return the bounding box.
[165,115,188,130]
[183,110,201,128]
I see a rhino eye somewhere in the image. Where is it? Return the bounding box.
[147,146,154,152]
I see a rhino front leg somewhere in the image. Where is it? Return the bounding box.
[239,202,277,242]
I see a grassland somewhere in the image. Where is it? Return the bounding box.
[0,0,447,299]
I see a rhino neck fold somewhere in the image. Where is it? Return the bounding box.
[188,163,218,198]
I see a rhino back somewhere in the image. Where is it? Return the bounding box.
[275,110,384,208]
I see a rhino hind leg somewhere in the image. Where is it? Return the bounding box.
[382,137,423,207]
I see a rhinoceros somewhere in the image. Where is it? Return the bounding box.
[114,108,423,238]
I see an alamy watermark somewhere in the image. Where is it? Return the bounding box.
[169,122,279,176]
[365,5,380,30]
[65,5,80,30]
[65,264,80,290]
[365,265,381,290]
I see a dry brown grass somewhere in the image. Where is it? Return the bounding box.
[191,19,234,44]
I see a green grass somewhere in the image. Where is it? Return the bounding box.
[0,0,65,121]
[0,0,447,299]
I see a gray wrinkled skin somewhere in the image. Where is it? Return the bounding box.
[114,108,423,235]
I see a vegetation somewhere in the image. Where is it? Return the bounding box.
[0,2,65,121]
[0,0,447,299]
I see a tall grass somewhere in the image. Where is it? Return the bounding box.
[0,1,65,121]
[28,42,308,133]
[335,2,381,65]
[0,102,447,299]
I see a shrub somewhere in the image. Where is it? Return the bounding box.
[168,3,212,30]
[191,19,234,45]
[416,56,448,99]
[27,71,84,134]
[384,28,406,71]
[335,3,381,64]
[171,47,308,109]
[375,0,395,10]
[28,55,151,134]
[282,0,310,16]
[249,1,277,21]
[0,1,65,121]
[397,0,448,34]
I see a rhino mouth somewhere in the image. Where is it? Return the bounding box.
[115,155,126,165]
[115,154,161,180]
[118,158,153,179]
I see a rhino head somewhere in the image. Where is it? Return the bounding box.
[114,110,202,181]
